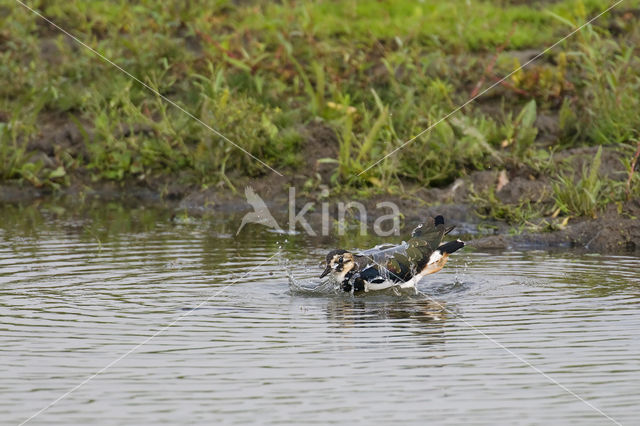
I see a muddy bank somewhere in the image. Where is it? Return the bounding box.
[1,117,638,253]
[172,177,640,253]
[470,205,640,252]
[1,160,638,254]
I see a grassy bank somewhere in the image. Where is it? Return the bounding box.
[1,0,639,227]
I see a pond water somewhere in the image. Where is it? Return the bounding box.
[1,202,639,425]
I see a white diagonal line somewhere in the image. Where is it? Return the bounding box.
[14,0,283,177]
[18,251,282,426]
[354,255,621,425]
[444,308,623,426]
[357,0,624,177]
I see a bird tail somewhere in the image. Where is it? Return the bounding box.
[437,239,465,254]
[437,215,456,235]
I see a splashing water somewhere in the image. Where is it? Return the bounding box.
[281,253,439,299]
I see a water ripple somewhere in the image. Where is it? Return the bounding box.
[0,221,639,425]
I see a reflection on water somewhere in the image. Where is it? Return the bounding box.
[324,298,449,347]
[1,201,640,425]
[325,297,448,326]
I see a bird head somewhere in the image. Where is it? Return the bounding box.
[320,249,356,281]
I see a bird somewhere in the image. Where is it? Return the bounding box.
[319,215,464,293]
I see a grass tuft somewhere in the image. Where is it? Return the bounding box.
[553,146,605,218]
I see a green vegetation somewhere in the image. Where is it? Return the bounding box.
[471,187,539,229]
[553,146,605,218]
[1,0,639,224]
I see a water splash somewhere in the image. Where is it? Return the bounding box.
[287,273,338,296]
[277,249,338,295]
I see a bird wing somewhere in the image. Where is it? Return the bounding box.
[353,216,452,283]
[409,216,446,251]
[357,243,403,258]
[355,242,409,266]
[381,216,450,280]
[354,242,418,282]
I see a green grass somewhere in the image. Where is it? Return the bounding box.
[0,0,639,218]
[470,186,541,232]
[553,146,606,218]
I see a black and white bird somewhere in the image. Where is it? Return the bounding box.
[320,215,464,293]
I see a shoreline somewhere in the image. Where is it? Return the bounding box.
[2,161,638,254]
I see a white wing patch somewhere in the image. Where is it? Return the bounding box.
[427,250,443,265]
[364,278,418,292]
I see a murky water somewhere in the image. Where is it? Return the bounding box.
[1,202,639,425]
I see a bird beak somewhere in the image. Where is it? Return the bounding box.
[319,264,332,278]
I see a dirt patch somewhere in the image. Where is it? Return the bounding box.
[27,113,90,158]
[471,216,640,252]
[534,113,560,146]
[300,121,340,184]
[471,200,640,252]
[496,176,550,205]
[555,146,628,181]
